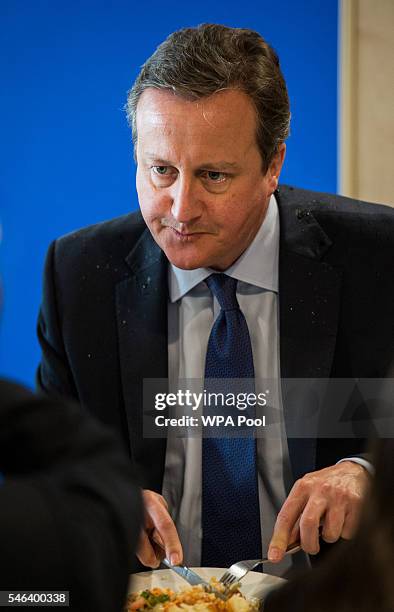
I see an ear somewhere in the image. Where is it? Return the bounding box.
[267,143,286,193]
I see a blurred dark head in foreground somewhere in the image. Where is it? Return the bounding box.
[0,379,142,612]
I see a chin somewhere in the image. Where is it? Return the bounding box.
[161,248,206,270]
[166,255,207,270]
[166,253,229,271]
[158,240,199,269]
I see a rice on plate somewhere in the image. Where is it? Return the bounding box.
[126,579,259,612]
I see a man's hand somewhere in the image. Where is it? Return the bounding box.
[137,490,183,568]
[268,461,369,562]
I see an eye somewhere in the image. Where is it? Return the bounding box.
[150,165,178,186]
[153,166,170,175]
[204,171,228,183]
[200,170,231,192]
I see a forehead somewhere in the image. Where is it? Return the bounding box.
[135,88,258,158]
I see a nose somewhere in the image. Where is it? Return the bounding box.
[170,176,203,224]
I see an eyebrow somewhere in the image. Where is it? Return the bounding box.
[144,154,240,171]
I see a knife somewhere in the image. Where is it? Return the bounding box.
[161,558,227,601]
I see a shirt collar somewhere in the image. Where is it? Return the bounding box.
[168,193,279,302]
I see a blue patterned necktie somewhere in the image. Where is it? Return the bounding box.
[201,273,262,567]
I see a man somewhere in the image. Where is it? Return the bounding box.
[37,24,394,574]
[0,378,142,611]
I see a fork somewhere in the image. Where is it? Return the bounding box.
[219,539,302,590]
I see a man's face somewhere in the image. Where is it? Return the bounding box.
[135,88,285,271]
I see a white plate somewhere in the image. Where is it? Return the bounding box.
[129,568,285,603]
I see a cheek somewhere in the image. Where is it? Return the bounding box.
[136,171,156,217]
[137,188,171,226]
[218,193,246,228]
[136,168,152,201]
[224,190,265,234]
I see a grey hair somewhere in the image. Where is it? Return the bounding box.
[126,23,290,172]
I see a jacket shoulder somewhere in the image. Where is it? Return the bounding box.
[41,210,149,296]
[278,184,394,246]
[278,184,394,216]
[55,210,146,258]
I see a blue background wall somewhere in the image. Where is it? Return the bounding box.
[0,0,338,387]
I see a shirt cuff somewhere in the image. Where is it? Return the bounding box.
[336,457,375,476]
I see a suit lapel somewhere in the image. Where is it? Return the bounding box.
[277,188,343,481]
[116,228,168,491]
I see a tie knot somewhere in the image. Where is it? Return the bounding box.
[205,274,239,311]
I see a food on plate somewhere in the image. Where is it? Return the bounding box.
[126,581,259,612]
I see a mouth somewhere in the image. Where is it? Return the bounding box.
[169,227,203,241]
[159,218,218,242]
